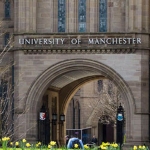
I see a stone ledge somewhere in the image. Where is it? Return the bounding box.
[23,49,136,54]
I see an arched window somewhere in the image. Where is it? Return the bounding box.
[58,0,66,32]
[73,99,80,129]
[99,0,107,32]
[78,0,86,32]
[5,0,10,19]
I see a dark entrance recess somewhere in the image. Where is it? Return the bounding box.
[98,121,114,144]
[38,104,50,145]
[102,124,114,142]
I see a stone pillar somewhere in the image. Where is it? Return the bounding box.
[14,0,37,32]
[89,0,99,32]
[114,124,116,142]
[66,0,77,32]
[134,0,142,32]
[128,0,149,32]
[107,0,112,32]
[74,0,78,32]
[37,0,54,33]
[125,0,129,32]
[128,0,134,31]
[86,0,90,32]
[53,0,58,32]
[108,0,125,32]
[141,50,149,143]
[142,0,149,32]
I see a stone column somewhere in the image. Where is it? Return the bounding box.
[86,0,90,32]
[113,124,116,142]
[125,0,129,32]
[134,0,142,31]
[53,0,58,32]
[66,0,77,32]
[36,0,54,33]
[128,0,149,32]
[142,0,149,32]
[14,0,37,32]
[89,0,99,32]
[128,0,134,31]
[107,0,112,32]
[109,0,125,32]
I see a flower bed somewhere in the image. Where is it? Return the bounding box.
[0,137,149,150]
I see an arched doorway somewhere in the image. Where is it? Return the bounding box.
[98,116,114,144]
[25,59,135,145]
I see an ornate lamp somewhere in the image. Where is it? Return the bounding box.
[60,114,65,122]
[52,113,57,121]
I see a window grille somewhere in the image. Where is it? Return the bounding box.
[5,0,10,19]
[78,0,86,32]
[99,0,107,32]
[58,0,66,32]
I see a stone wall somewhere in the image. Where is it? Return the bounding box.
[0,0,149,145]
[12,49,149,143]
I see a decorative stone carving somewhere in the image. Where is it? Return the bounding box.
[23,49,136,54]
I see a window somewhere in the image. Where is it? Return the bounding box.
[4,33,10,46]
[5,0,10,19]
[58,0,66,32]
[78,0,86,32]
[99,0,107,32]
[98,80,103,92]
[73,99,80,129]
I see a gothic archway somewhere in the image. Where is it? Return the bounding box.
[25,59,135,143]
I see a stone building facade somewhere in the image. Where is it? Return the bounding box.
[0,0,149,147]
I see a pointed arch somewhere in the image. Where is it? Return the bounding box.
[25,59,135,141]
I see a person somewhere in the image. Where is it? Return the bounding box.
[67,135,84,149]
[91,135,98,145]
[65,135,70,146]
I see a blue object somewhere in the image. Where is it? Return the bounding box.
[99,0,107,32]
[67,137,84,149]
[78,0,86,32]
[58,0,66,32]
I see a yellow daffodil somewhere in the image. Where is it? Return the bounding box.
[101,142,110,147]
[2,137,6,141]
[48,144,52,149]
[74,143,78,148]
[50,141,56,146]
[10,142,13,146]
[2,137,10,141]
[36,142,41,147]
[139,145,142,149]
[133,146,137,150]
[84,144,89,149]
[112,143,118,148]
[15,142,19,146]
[100,145,107,150]
[142,146,146,149]
[6,137,10,141]
[26,143,31,147]
[22,139,26,143]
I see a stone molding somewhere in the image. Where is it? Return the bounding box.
[23,49,136,54]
